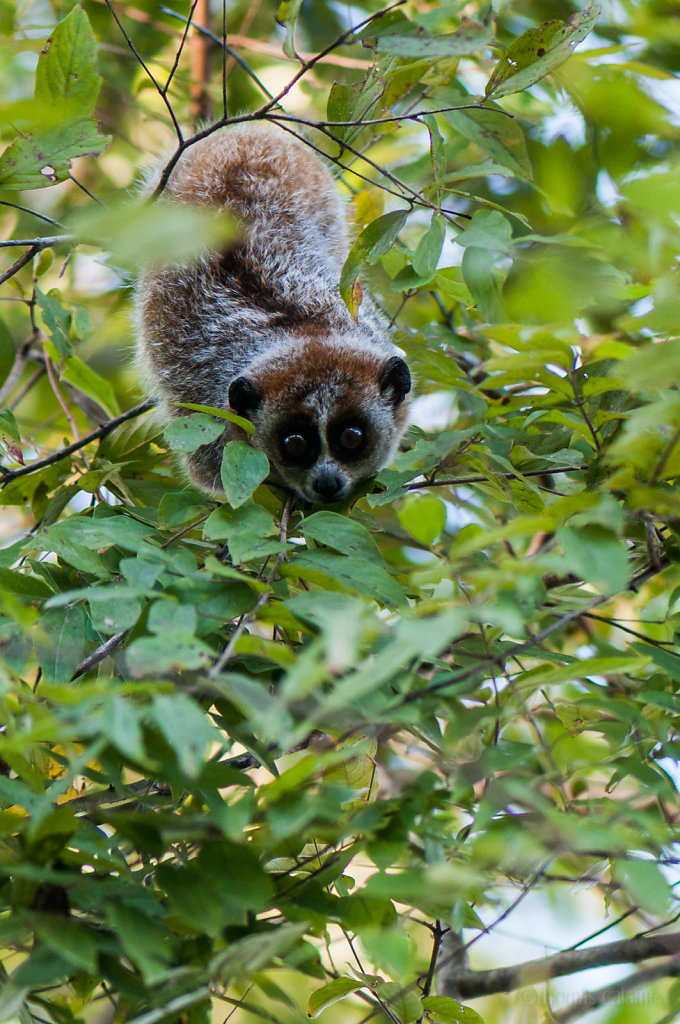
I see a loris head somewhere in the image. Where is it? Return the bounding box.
[227,339,411,504]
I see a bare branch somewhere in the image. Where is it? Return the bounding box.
[405,464,587,490]
[0,200,65,228]
[103,0,184,143]
[0,398,155,486]
[551,960,680,1024]
[0,247,39,287]
[151,0,408,197]
[0,236,71,249]
[71,630,131,681]
[447,931,680,1000]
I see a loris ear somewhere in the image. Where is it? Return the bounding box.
[379,357,411,405]
[229,376,262,415]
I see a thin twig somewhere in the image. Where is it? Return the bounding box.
[71,630,131,681]
[151,0,408,197]
[0,398,155,485]
[103,0,184,143]
[161,7,275,100]
[0,236,70,249]
[405,464,587,490]
[164,0,199,94]
[208,495,294,678]
[0,200,65,228]
[266,104,514,130]
[44,355,88,468]
[393,556,671,708]
[421,921,447,997]
[0,334,39,405]
[652,423,680,485]
[0,247,39,286]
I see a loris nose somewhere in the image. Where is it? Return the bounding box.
[313,469,343,500]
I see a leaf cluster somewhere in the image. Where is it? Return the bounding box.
[2,2,680,1023]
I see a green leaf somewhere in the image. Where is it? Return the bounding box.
[375,19,492,57]
[34,917,98,972]
[301,511,380,558]
[485,1,601,99]
[0,117,110,190]
[152,693,216,777]
[0,318,15,391]
[612,858,671,915]
[556,525,630,594]
[308,978,365,1018]
[0,984,30,1022]
[221,441,269,508]
[0,408,23,466]
[421,996,485,1023]
[617,337,680,391]
[59,354,120,417]
[374,982,421,1023]
[275,0,304,58]
[165,413,226,453]
[106,903,171,983]
[174,401,254,435]
[33,605,87,685]
[34,6,101,120]
[288,550,407,609]
[413,216,445,281]
[398,493,446,546]
[340,210,408,308]
[72,200,237,270]
[438,88,532,180]
[35,286,72,357]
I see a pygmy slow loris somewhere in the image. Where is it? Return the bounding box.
[136,123,411,503]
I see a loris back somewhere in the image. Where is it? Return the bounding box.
[136,122,411,503]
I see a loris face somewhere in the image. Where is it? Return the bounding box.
[228,352,411,504]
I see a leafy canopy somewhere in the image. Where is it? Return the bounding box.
[1,1,680,1023]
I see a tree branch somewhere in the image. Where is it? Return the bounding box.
[0,398,155,486]
[406,464,587,490]
[447,932,680,1000]
[551,960,680,1024]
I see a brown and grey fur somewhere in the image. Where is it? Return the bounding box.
[136,123,411,503]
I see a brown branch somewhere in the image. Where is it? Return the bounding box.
[551,960,680,1024]
[265,104,514,130]
[0,334,39,405]
[190,0,212,123]
[0,246,38,287]
[0,398,155,486]
[447,932,680,1000]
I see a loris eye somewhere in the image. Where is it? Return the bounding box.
[329,418,368,461]
[282,433,308,459]
[339,426,363,451]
